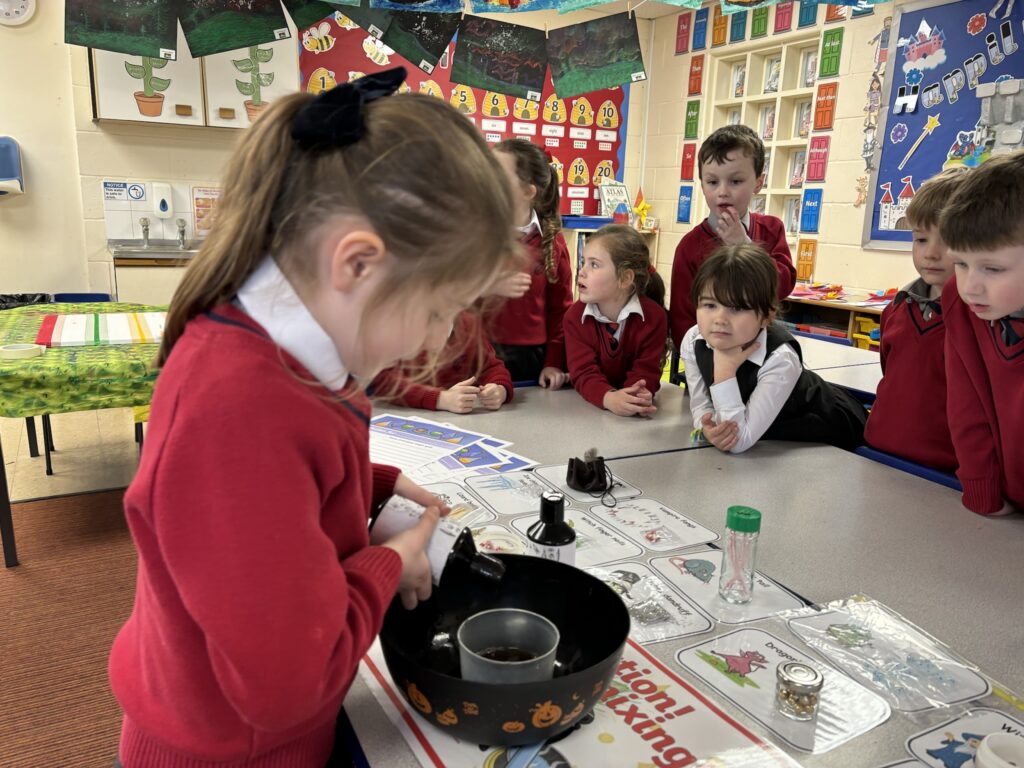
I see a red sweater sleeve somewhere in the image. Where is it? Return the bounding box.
[476,333,515,403]
[149,389,401,732]
[543,233,574,370]
[942,282,1004,514]
[624,299,669,397]
[754,215,796,301]
[370,367,442,411]
[670,230,702,345]
[563,302,615,408]
[372,463,402,508]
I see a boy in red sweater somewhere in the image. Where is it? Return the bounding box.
[491,140,573,387]
[670,125,795,345]
[564,225,669,416]
[372,311,513,412]
[939,149,1024,516]
[109,70,519,767]
[864,167,967,471]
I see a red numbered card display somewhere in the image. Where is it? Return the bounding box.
[299,16,627,216]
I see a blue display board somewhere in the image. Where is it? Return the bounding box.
[692,7,709,51]
[866,0,1024,248]
[677,185,693,223]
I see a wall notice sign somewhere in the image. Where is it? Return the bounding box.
[512,123,537,135]
[567,188,589,198]
[570,127,593,140]
[542,125,566,138]
[595,129,618,142]
[103,181,127,201]
[192,185,222,236]
[481,119,507,133]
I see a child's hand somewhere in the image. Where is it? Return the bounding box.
[714,205,750,246]
[538,367,568,389]
[381,505,440,610]
[437,377,480,414]
[393,473,452,516]
[603,381,658,417]
[479,383,507,410]
[701,413,739,452]
[490,271,532,299]
[712,342,762,384]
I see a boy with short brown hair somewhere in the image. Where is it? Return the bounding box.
[669,125,795,345]
[939,150,1024,515]
[864,167,968,471]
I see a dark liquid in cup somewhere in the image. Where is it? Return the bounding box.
[477,646,538,662]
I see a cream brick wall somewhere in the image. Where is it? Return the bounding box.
[645,2,919,295]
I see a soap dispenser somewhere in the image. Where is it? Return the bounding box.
[0,137,25,197]
[152,182,173,219]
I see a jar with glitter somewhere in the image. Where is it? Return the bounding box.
[717,506,761,604]
[775,662,823,721]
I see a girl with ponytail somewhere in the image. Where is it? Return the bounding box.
[109,68,518,768]
[491,139,573,387]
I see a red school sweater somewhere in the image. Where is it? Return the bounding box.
[563,296,669,409]
[490,228,573,370]
[372,312,514,410]
[669,214,796,344]
[864,285,957,472]
[942,279,1024,514]
[109,303,403,768]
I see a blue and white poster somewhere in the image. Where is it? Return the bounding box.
[800,188,822,233]
[866,0,1024,247]
[692,7,709,51]
[677,185,693,223]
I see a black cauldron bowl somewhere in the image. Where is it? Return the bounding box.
[379,554,631,746]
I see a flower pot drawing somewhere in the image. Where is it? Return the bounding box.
[133,92,165,117]
[244,99,270,122]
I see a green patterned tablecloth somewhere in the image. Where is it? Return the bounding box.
[0,302,165,418]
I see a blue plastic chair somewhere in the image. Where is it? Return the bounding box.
[792,329,853,346]
[854,446,962,491]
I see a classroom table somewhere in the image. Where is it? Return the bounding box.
[816,362,883,399]
[0,302,161,567]
[797,335,881,371]
[374,382,697,465]
[343,441,1024,768]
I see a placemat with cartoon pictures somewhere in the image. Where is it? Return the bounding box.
[359,637,801,768]
[676,628,892,754]
[784,597,992,713]
[650,546,806,625]
[905,708,1024,767]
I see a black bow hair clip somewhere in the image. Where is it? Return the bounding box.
[291,66,408,151]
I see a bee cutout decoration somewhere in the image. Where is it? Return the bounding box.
[347,70,365,83]
[568,157,590,186]
[513,98,539,120]
[451,85,477,115]
[334,12,358,31]
[570,97,594,127]
[543,93,567,124]
[593,160,614,185]
[302,22,335,54]
[483,91,509,117]
[307,67,337,94]
[419,80,445,99]
[550,156,564,185]
[362,36,394,66]
[597,99,620,129]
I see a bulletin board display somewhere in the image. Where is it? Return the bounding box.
[298,14,629,216]
[865,0,1024,248]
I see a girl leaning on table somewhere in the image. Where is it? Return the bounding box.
[108,68,520,768]
[681,244,867,453]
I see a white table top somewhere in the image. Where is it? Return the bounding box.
[373,383,697,464]
[797,336,880,370]
[816,362,883,396]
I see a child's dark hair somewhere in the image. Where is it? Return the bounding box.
[697,124,766,179]
[588,224,665,307]
[495,139,562,283]
[939,149,1024,252]
[692,244,778,320]
[906,166,969,230]
[160,89,517,368]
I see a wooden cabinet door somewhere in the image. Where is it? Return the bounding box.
[93,26,203,125]
[204,39,300,129]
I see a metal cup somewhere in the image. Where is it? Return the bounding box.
[457,608,559,684]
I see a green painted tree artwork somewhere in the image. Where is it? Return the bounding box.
[234,45,275,123]
[124,56,171,117]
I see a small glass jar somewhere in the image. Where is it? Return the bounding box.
[775,662,823,721]
[718,506,762,604]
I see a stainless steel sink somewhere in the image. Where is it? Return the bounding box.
[108,239,201,259]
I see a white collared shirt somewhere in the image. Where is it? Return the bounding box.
[237,256,350,390]
[581,294,645,341]
[518,210,540,237]
[681,324,802,453]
